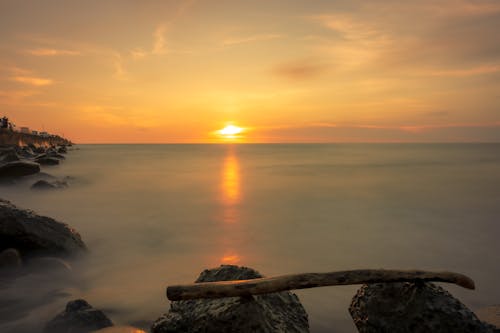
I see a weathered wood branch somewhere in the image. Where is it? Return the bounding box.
[167,269,475,301]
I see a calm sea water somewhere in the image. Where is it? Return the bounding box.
[2,143,500,332]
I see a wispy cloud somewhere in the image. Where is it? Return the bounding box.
[26,48,80,56]
[152,24,168,55]
[130,48,148,60]
[112,53,127,79]
[222,34,282,46]
[8,67,54,86]
[423,64,500,77]
[272,59,327,80]
[11,76,53,86]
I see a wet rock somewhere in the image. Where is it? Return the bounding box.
[151,265,309,333]
[0,161,40,178]
[35,156,60,165]
[0,198,86,257]
[33,146,47,154]
[18,146,36,158]
[349,282,498,333]
[0,248,22,269]
[0,148,21,163]
[31,179,68,190]
[43,299,113,333]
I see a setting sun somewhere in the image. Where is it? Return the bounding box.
[218,125,244,137]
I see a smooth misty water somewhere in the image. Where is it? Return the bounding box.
[1,144,500,332]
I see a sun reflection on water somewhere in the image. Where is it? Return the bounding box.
[216,146,244,265]
[221,149,241,207]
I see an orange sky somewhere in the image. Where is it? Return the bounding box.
[1,0,499,143]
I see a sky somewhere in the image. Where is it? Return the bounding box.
[0,0,499,143]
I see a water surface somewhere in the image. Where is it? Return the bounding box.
[2,143,500,332]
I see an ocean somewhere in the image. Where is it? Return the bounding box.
[1,143,500,332]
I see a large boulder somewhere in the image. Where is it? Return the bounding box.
[151,265,309,333]
[349,282,499,333]
[0,199,86,257]
[43,299,113,333]
[0,160,40,178]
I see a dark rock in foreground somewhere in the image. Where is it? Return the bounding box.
[151,265,309,333]
[0,160,40,178]
[31,179,68,190]
[349,282,498,333]
[43,299,113,333]
[0,199,86,257]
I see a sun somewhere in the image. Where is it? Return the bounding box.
[218,125,243,137]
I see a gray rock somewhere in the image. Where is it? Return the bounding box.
[349,282,499,333]
[0,248,22,269]
[43,299,113,333]
[0,199,86,257]
[31,179,68,190]
[35,157,60,165]
[151,265,309,333]
[0,161,40,178]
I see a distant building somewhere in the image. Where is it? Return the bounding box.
[32,130,39,135]
[40,131,49,137]
[20,127,30,134]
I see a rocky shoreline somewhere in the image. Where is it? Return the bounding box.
[1,144,499,332]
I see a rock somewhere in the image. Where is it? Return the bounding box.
[151,265,309,333]
[0,148,21,162]
[48,152,66,159]
[33,146,46,154]
[94,326,146,333]
[43,299,113,333]
[19,146,36,158]
[31,179,68,190]
[0,199,87,257]
[35,157,60,165]
[0,248,22,269]
[0,161,40,178]
[58,146,68,154]
[349,282,499,333]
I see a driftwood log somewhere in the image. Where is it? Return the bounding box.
[167,269,475,301]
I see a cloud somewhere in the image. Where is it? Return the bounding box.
[6,68,54,87]
[130,48,147,60]
[423,64,500,77]
[26,48,80,56]
[112,53,127,79]
[222,34,282,46]
[251,121,500,142]
[152,24,167,55]
[272,59,327,80]
[11,76,53,86]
